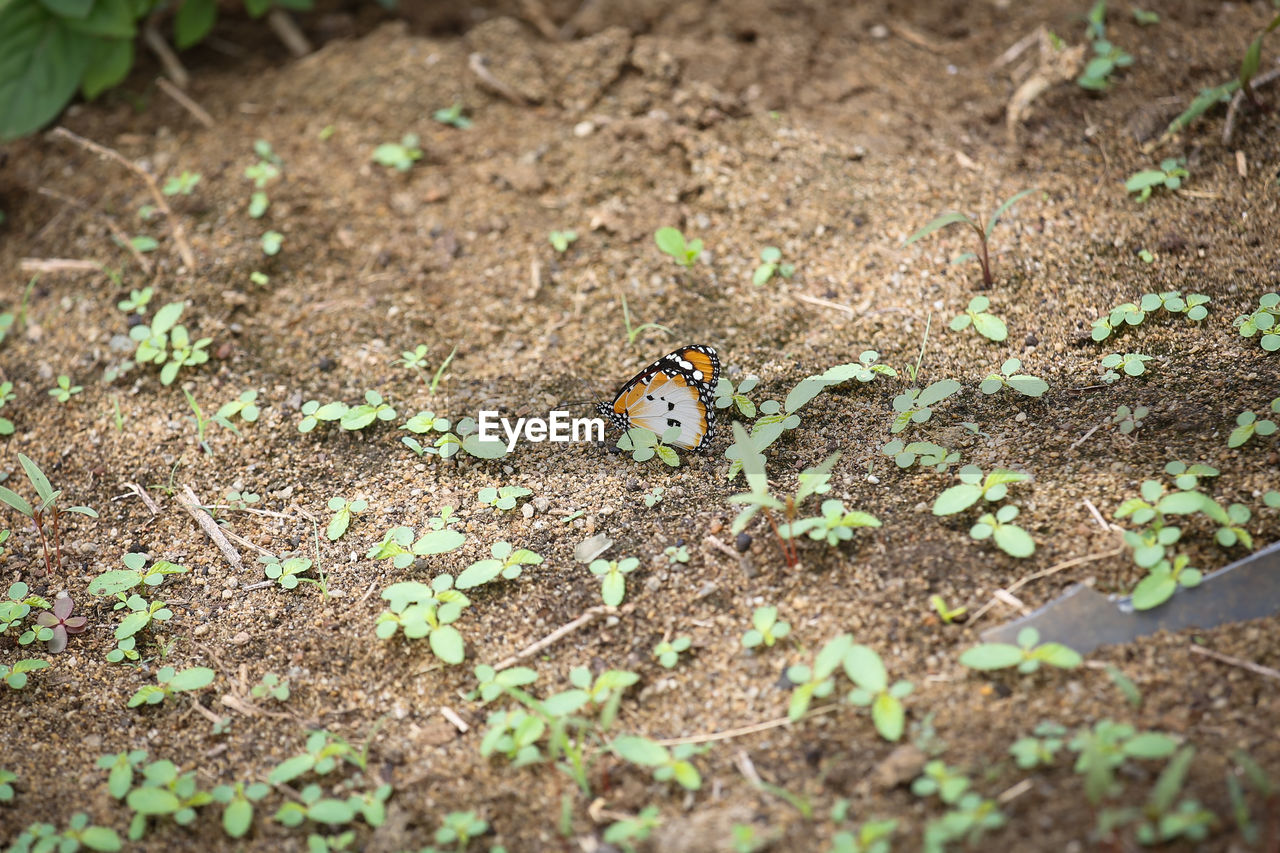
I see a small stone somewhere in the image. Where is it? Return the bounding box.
[870,23,889,38]
[573,120,594,137]
[734,532,752,552]
[521,503,534,519]
[873,744,927,789]
[229,631,250,645]
[533,496,549,513]
[193,624,210,637]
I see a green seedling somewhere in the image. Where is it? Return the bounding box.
[433,102,472,129]
[844,642,913,742]
[929,594,967,624]
[0,768,14,802]
[786,634,852,721]
[654,226,702,267]
[881,439,960,472]
[390,343,427,377]
[122,757,214,840]
[129,301,211,385]
[830,819,897,853]
[0,452,98,574]
[261,231,283,256]
[1138,248,1155,263]
[1165,11,1280,135]
[610,735,704,791]
[752,246,795,285]
[184,388,238,456]
[250,672,290,702]
[0,381,14,435]
[470,663,538,703]
[116,286,152,313]
[268,729,366,784]
[223,489,260,511]
[162,171,201,196]
[715,376,759,417]
[1131,553,1203,610]
[434,810,488,848]
[589,557,638,606]
[260,555,315,591]
[249,271,268,287]
[7,814,120,852]
[619,293,673,346]
[618,426,682,467]
[2,658,49,689]
[401,410,453,456]
[1228,398,1279,447]
[663,544,690,563]
[367,523,465,568]
[106,636,140,664]
[742,605,790,649]
[45,374,82,403]
[1133,7,1159,24]
[1069,718,1178,804]
[850,349,898,383]
[979,358,1047,397]
[126,235,159,253]
[643,486,665,507]
[127,665,216,708]
[549,229,578,252]
[375,579,469,663]
[959,626,1082,672]
[1090,291,1210,340]
[325,497,367,541]
[88,553,188,598]
[903,188,1040,286]
[1,581,48,636]
[1077,1,1133,91]
[949,296,1008,342]
[781,499,881,546]
[478,485,532,511]
[211,781,270,839]
[912,760,970,804]
[922,793,1006,852]
[372,134,423,172]
[111,593,173,640]
[1126,158,1187,202]
[298,400,349,432]
[456,541,542,589]
[1233,292,1280,351]
[1010,722,1068,769]
[889,379,962,434]
[654,635,691,668]
[244,139,280,218]
[970,504,1036,557]
[215,390,260,424]
[932,465,1029,515]
[1112,404,1149,434]
[1100,351,1152,382]
[1109,746,1215,844]
[602,806,662,852]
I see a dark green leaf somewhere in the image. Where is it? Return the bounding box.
[174,0,216,49]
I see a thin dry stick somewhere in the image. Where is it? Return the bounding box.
[1224,66,1280,146]
[656,704,840,747]
[142,19,189,87]
[267,8,312,56]
[440,706,470,733]
[19,259,103,274]
[1069,421,1103,450]
[177,485,243,571]
[792,292,855,316]
[468,52,530,105]
[156,77,214,127]
[190,698,224,725]
[49,127,196,270]
[704,535,741,560]
[1190,645,1280,682]
[216,526,277,560]
[968,545,1126,624]
[125,482,162,515]
[491,605,614,671]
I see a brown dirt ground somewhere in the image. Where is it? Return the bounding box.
[2,0,1279,850]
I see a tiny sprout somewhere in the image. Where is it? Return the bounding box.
[1138,248,1155,263]
[959,626,1081,673]
[1100,352,1152,382]
[1131,553,1202,610]
[1126,158,1188,202]
[742,605,790,649]
[2,658,49,689]
[889,379,962,434]
[261,231,283,256]
[435,811,488,848]
[215,390,260,424]
[478,485,532,511]
[47,375,83,402]
[715,376,759,417]
[249,271,269,287]
[618,426,682,467]
[432,103,473,129]
[1227,398,1279,448]
[654,226,702,267]
[929,594,967,624]
[903,188,1040,286]
[932,465,1029,515]
[643,486,665,508]
[250,672,290,702]
[664,544,690,563]
[589,557,638,606]
[549,230,578,252]
[881,439,959,472]
[117,287,153,313]
[851,350,897,382]
[653,636,691,668]
[325,497,367,541]
[372,134,423,172]
[969,504,1036,558]
[1233,292,1280,351]
[162,171,201,196]
[752,246,795,285]
[949,296,1008,342]
[979,358,1047,397]
[1112,404,1149,434]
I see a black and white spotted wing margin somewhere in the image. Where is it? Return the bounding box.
[595,345,721,451]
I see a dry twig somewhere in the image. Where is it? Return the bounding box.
[1190,644,1280,681]
[156,77,214,127]
[177,485,242,571]
[491,605,616,671]
[468,53,529,105]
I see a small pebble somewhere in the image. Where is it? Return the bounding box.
[735,532,752,552]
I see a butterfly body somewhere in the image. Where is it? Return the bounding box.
[596,345,721,451]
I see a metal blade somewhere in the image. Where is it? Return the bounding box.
[980,539,1280,655]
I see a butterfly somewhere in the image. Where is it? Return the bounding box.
[596,345,721,451]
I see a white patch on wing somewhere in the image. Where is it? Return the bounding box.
[628,374,705,448]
